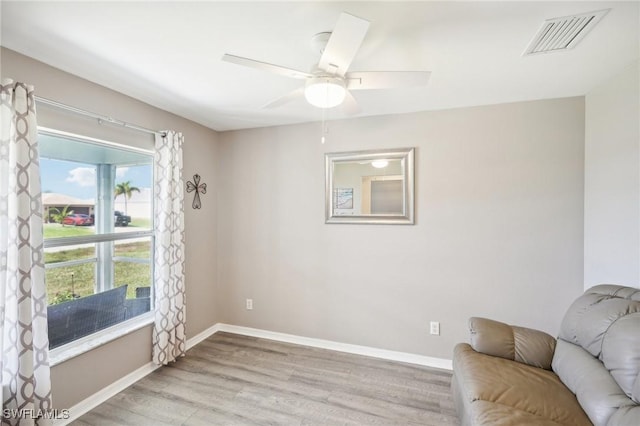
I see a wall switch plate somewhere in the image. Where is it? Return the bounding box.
[430,321,440,336]
[246,299,253,310]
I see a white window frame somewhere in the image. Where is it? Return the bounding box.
[39,127,155,365]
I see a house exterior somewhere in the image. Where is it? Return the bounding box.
[113,187,152,220]
[42,193,94,222]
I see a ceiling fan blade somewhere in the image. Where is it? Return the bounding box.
[318,12,370,76]
[346,71,431,90]
[262,87,305,109]
[222,54,312,79]
[342,91,361,115]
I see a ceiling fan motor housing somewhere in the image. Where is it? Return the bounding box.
[310,32,332,55]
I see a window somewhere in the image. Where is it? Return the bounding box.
[40,129,154,350]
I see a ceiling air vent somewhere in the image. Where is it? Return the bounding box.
[523,9,609,55]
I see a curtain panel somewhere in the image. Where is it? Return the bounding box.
[152,131,186,365]
[0,80,52,425]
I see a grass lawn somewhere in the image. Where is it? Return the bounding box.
[45,241,151,304]
[45,217,153,238]
[44,223,94,239]
[130,217,152,229]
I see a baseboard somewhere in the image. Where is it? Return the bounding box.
[55,361,160,425]
[216,323,453,371]
[59,322,451,424]
[186,323,221,350]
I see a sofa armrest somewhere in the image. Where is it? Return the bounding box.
[469,317,556,370]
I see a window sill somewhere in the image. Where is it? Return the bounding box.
[49,312,154,366]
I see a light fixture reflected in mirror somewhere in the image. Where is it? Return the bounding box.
[371,159,389,169]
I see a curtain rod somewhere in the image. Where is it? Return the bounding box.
[35,96,165,137]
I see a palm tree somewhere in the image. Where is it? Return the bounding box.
[49,205,74,225]
[114,181,141,215]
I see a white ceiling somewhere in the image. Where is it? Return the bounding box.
[2,1,638,132]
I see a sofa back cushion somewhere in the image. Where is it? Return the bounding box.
[603,311,640,403]
[559,285,640,401]
[553,339,632,425]
[555,284,640,425]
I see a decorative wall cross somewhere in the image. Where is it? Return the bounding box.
[186,174,207,209]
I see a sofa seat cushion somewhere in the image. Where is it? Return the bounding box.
[468,401,575,426]
[453,343,591,425]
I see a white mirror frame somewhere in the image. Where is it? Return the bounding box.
[325,147,415,225]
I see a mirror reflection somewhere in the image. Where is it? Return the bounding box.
[325,148,414,224]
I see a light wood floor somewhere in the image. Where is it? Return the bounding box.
[74,332,459,425]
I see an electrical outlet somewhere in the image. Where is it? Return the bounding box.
[430,321,440,336]
[246,298,253,310]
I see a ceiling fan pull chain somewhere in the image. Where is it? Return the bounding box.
[321,106,327,144]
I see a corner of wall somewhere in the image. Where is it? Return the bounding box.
[584,60,640,290]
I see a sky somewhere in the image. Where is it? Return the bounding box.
[40,158,152,200]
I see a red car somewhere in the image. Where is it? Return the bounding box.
[62,214,94,226]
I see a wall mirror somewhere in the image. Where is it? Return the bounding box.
[325,147,415,224]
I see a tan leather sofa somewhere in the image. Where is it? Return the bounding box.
[451,284,640,425]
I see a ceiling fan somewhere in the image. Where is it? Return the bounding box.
[222,12,431,113]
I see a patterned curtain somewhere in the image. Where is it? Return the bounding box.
[152,131,186,365]
[0,80,52,425]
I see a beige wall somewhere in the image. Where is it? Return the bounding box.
[584,60,640,289]
[1,47,220,409]
[217,97,586,359]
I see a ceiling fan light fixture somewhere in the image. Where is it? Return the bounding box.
[304,77,346,108]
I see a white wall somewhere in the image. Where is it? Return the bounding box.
[584,60,640,289]
[217,97,586,360]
